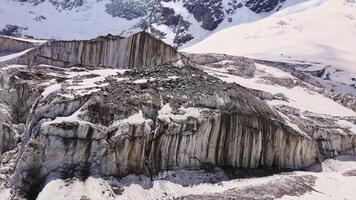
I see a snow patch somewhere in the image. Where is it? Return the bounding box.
[41,81,61,100]
[158,103,203,122]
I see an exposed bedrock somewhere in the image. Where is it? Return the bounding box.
[8,32,180,69]
[11,64,355,199]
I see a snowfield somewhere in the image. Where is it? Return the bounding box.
[204,63,356,116]
[0,0,143,40]
[151,0,311,47]
[29,156,356,200]
[184,0,356,75]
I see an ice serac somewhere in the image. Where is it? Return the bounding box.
[1,34,355,199]
[0,36,34,53]
[8,63,329,199]
[184,53,356,161]
[0,67,25,158]
[10,32,180,69]
[0,38,32,53]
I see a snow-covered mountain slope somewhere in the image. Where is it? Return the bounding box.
[184,0,356,75]
[147,0,308,47]
[0,0,148,39]
[0,0,309,47]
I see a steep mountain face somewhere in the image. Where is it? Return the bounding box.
[0,33,355,199]
[0,0,151,40]
[146,0,292,47]
[0,0,301,47]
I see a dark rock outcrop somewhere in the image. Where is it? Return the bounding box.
[245,0,286,13]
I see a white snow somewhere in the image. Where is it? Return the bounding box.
[110,110,150,132]
[1,64,28,70]
[68,76,108,90]
[41,81,62,100]
[291,62,356,95]
[0,35,47,44]
[37,177,116,200]
[37,68,128,100]
[0,0,144,40]
[65,68,127,78]
[0,188,10,200]
[184,0,356,75]
[174,60,185,68]
[126,110,146,125]
[158,103,203,122]
[281,156,356,200]
[276,109,309,137]
[132,79,149,84]
[205,64,356,116]
[65,68,127,96]
[337,119,356,133]
[42,107,89,126]
[36,156,356,200]
[154,0,308,47]
[167,76,178,80]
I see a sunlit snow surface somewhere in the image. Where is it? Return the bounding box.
[0,0,143,40]
[205,63,355,116]
[152,0,310,47]
[19,156,354,200]
[184,0,356,75]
